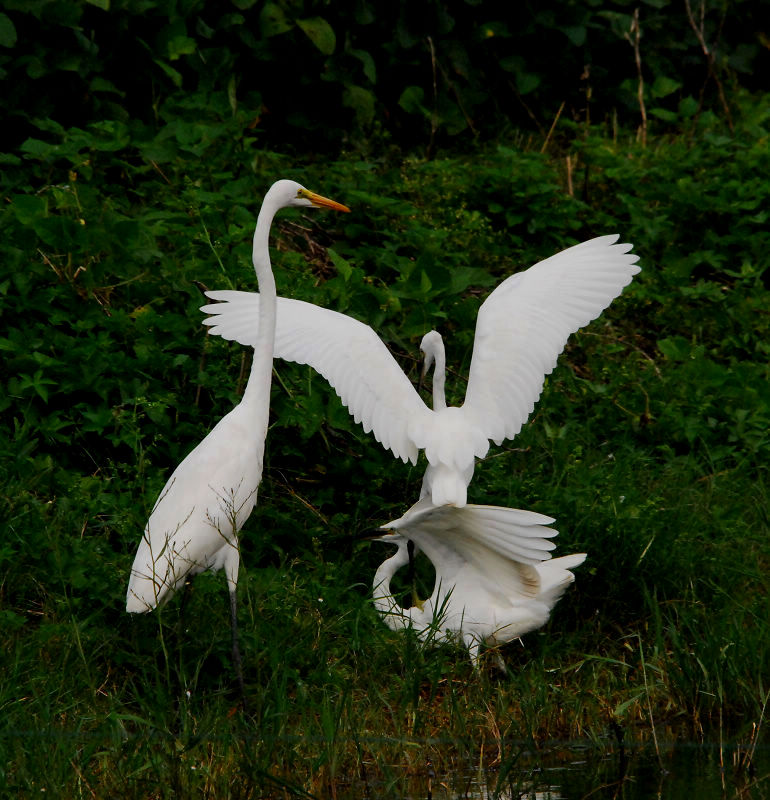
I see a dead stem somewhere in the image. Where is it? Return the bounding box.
[684,0,734,131]
[541,101,565,154]
[624,8,647,147]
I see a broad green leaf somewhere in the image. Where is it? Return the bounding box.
[650,107,677,122]
[297,17,336,55]
[196,17,214,39]
[20,138,56,158]
[154,59,183,87]
[651,75,682,98]
[658,336,690,361]
[679,96,698,118]
[349,47,376,84]
[329,248,352,281]
[0,12,17,47]
[25,55,46,78]
[86,0,110,9]
[598,10,634,40]
[260,2,292,37]
[398,85,427,116]
[563,25,586,46]
[9,194,48,223]
[167,34,196,61]
[516,71,540,95]
[343,85,375,126]
[90,76,124,95]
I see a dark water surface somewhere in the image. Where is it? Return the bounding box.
[359,740,769,799]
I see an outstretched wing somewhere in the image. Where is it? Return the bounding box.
[460,235,640,445]
[201,291,432,464]
[381,499,560,601]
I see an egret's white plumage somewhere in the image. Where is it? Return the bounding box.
[374,329,584,667]
[372,499,586,665]
[125,181,349,683]
[201,235,640,507]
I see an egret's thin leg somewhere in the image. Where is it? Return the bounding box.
[407,538,418,607]
[177,579,191,622]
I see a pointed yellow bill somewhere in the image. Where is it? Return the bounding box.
[298,188,350,213]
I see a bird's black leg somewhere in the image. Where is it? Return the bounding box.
[176,579,191,625]
[229,589,248,712]
[407,538,417,607]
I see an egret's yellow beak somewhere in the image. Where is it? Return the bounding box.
[299,188,350,213]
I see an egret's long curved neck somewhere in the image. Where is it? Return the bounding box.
[241,197,279,416]
[373,543,411,631]
[430,340,447,411]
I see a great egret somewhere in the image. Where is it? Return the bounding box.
[378,329,585,666]
[200,235,640,507]
[125,180,349,695]
[371,500,586,666]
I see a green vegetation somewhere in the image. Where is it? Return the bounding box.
[1,1,769,797]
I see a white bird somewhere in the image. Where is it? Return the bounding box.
[373,327,585,667]
[200,235,640,508]
[125,180,349,694]
[371,500,587,666]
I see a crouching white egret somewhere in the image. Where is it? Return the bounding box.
[372,499,586,667]
[200,235,640,508]
[125,180,349,697]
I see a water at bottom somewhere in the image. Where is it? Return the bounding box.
[362,740,769,800]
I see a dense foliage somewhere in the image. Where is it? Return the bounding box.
[1,1,769,796]
[2,0,768,152]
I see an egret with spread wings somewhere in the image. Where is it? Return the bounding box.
[201,235,640,507]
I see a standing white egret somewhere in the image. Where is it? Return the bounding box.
[125,180,349,695]
[371,502,586,666]
[200,235,640,508]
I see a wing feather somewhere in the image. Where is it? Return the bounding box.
[202,291,432,464]
[460,235,640,445]
[382,500,561,602]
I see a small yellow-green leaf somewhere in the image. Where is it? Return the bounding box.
[167,34,196,61]
[260,2,292,37]
[297,17,336,55]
